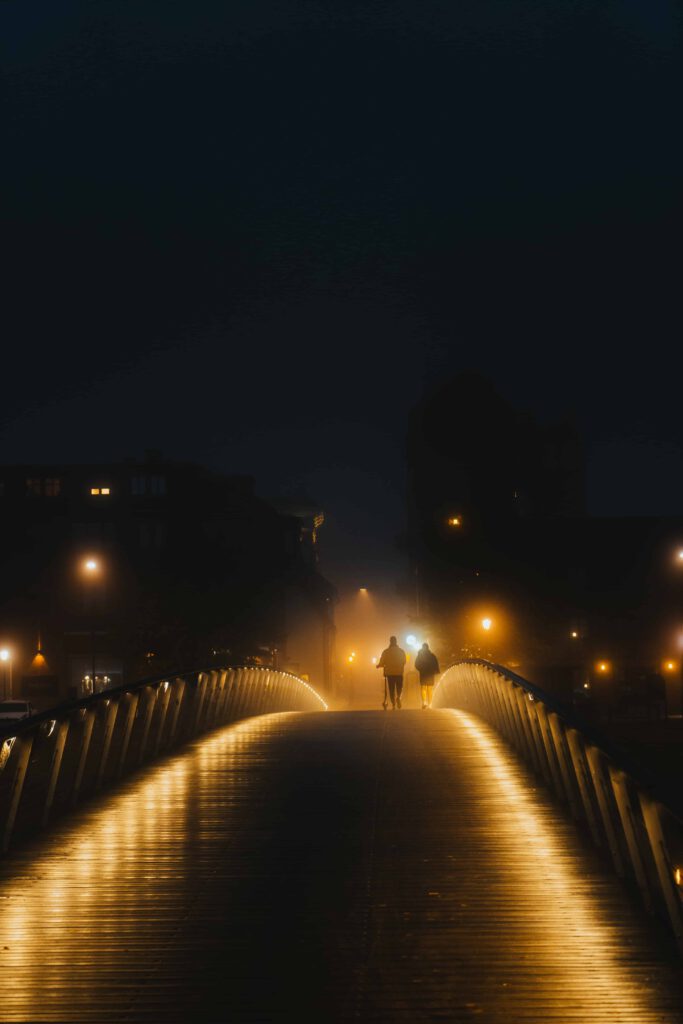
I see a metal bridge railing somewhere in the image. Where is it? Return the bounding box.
[0,666,327,855]
[433,659,683,954]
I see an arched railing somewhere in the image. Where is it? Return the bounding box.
[433,659,683,954]
[0,666,326,854]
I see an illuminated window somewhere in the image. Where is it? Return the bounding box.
[44,478,61,496]
[90,486,111,497]
[447,515,462,528]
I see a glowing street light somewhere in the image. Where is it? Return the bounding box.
[570,631,579,639]
[0,648,12,699]
[447,515,463,528]
[81,556,104,695]
[481,618,492,631]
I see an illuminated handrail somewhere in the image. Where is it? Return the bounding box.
[433,659,683,954]
[0,666,326,855]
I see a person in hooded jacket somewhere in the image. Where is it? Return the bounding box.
[414,642,440,709]
[376,636,406,709]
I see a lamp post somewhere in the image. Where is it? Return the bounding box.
[0,648,11,699]
[82,558,101,696]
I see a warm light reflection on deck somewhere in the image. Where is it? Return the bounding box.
[450,709,652,1018]
[0,712,296,1021]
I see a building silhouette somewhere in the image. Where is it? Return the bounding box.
[405,373,683,712]
[0,454,336,707]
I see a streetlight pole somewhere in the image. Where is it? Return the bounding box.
[82,558,101,696]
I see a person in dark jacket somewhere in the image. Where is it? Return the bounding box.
[376,636,407,709]
[414,642,440,709]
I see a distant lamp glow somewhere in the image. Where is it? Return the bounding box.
[359,587,368,593]
[663,660,678,674]
[481,618,492,631]
[406,634,417,647]
[677,550,683,562]
[570,631,579,639]
[0,649,9,663]
[447,515,462,528]
[84,559,99,573]
[596,661,611,674]
[372,657,377,664]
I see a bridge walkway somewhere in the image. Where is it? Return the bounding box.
[1,710,682,1022]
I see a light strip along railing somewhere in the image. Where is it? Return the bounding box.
[0,666,327,855]
[433,659,683,955]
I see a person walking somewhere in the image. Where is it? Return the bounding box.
[414,642,440,709]
[376,636,406,709]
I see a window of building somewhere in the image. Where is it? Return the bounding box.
[44,478,61,496]
[149,475,167,496]
[26,478,42,496]
[138,521,166,549]
[90,485,111,496]
[131,475,167,496]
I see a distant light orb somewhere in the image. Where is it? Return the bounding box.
[0,649,9,662]
[359,587,368,593]
[570,631,578,639]
[481,618,492,631]
[678,550,683,561]
[84,559,99,572]
[406,635,417,647]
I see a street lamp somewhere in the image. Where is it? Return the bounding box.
[481,618,492,631]
[0,648,12,699]
[81,557,102,695]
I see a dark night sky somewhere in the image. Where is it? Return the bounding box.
[2,1,682,590]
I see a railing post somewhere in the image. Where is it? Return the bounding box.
[72,709,96,807]
[165,677,187,749]
[42,719,70,827]
[191,673,210,735]
[565,728,603,847]
[534,702,566,801]
[608,766,653,911]
[585,745,627,876]
[95,700,120,791]
[136,686,159,766]
[513,687,543,775]
[152,680,173,756]
[638,792,683,953]
[547,712,582,821]
[117,692,140,779]
[1,734,35,853]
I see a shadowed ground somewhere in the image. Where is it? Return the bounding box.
[0,709,682,1022]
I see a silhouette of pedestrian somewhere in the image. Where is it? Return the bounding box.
[414,642,440,709]
[376,636,406,709]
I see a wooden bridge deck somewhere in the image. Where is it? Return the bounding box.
[0,709,681,1022]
